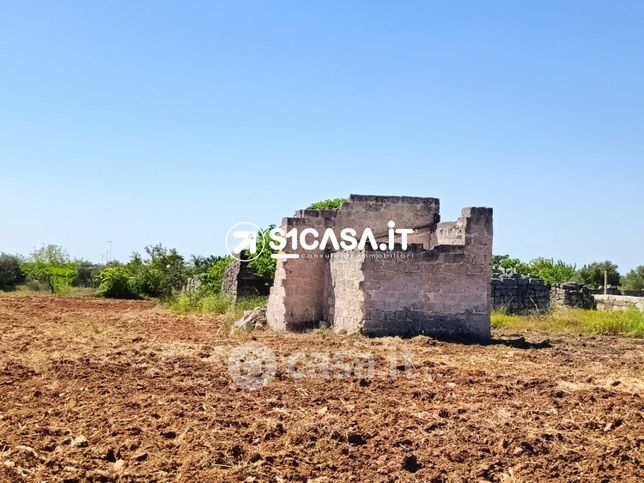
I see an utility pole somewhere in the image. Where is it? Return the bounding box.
[107,241,112,263]
[604,270,608,295]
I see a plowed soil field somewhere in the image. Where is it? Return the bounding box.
[0,296,642,482]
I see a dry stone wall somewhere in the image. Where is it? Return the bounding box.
[594,294,644,312]
[221,259,272,301]
[550,283,596,310]
[490,275,550,313]
[490,278,597,312]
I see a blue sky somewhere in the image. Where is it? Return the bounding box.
[1,1,643,272]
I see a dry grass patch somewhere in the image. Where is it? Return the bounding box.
[492,307,644,337]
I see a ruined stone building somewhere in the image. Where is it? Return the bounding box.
[266,195,493,338]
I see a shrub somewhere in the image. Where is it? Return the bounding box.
[128,245,189,299]
[575,261,620,288]
[0,253,26,291]
[525,257,577,284]
[73,260,101,288]
[494,256,576,283]
[493,255,529,275]
[621,265,644,291]
[202,256,233,293]
[96,266,139,299]
[246,226,278,281]
[309,198,347,210]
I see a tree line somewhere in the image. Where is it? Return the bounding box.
[0,241,275,301]
[1,244,644,298]
[493,255,644,290]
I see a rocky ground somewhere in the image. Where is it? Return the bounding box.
[0,295,642,482]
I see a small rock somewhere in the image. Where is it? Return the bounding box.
[161,430,177,439]
[113,459,126,472]
[133,451,148,462]
[71,435,88,448]
[232,307,267,332]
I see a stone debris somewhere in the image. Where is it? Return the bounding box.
[71,435,88,448]
[232,307,267,332]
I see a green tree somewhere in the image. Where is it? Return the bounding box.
[621,265,644,291]
[190,255,221,274]
[128,244,188,299]
[21,245,76,293]
[0,253,26,291]
[73,260,101,287]
[525,257,577,284]
[575,261,620,288]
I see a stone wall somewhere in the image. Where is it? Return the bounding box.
[550,283,596,310]
[490,275,550,313]
[221,259,272,301]
[594,294,644,312]
[267,196,493,339]
[490,278,597,312]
